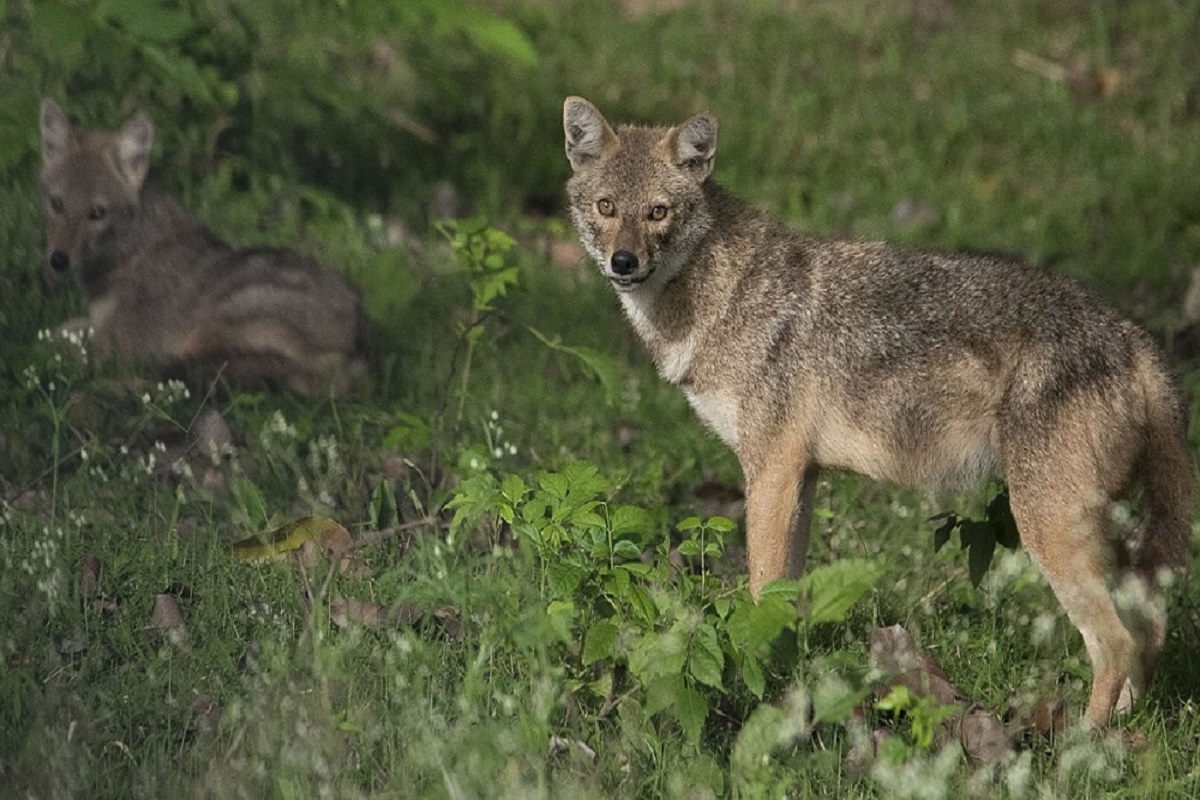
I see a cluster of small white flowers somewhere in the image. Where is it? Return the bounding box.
[870,742,962,800]
[158,379,191,402]
[306,435,346,508]
[21,526,65,609]
[486,409,518,459]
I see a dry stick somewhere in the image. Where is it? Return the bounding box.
[351,515,439,552]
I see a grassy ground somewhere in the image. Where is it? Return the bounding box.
[3,0,1200,797]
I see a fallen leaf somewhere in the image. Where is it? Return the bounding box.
[951,709,1011,762]
[150,593,186,632]
[869,626,965,707]
[80,553,101,599]
[329,598,463,640]
[330,598,391,628]
[1031,696,1068,741]
[230,515,353,563]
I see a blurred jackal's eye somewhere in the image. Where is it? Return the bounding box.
[597,199,615,217]
[649,205,668,221]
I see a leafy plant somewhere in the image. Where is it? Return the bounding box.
[931,489,1021,586]
[448,463,884,746]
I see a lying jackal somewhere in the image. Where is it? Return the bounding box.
[563,95,1195,726]
[39,99,368,395]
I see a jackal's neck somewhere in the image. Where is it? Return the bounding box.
[622,182,762,384]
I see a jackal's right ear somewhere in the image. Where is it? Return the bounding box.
[564,96,617,170]
[668,112,718,180]
[40,99,73,166]
[115,112,155,190]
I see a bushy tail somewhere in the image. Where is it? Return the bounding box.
[1137,354,1195,587]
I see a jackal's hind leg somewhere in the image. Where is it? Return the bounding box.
[1008,482,1143,726]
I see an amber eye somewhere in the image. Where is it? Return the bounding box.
[597,198,615,217]
[649,205,668,221]
[88,205,106,221]
[49,196,64,213]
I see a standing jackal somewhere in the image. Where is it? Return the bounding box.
[563,96,1195,727]
[39,99,368,395]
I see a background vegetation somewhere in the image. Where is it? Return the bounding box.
[2,0,1200,796]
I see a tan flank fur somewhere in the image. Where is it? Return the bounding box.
[563,96,1195,727]
[39,99,368,395]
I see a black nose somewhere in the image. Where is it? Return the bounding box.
[49,251,70,272]
[610,251,639,276]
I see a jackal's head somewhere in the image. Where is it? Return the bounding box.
[563,97,716,293]
[39,99,153,287]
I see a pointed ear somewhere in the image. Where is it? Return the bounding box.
[40,99,73,167]
[564,96,618,171]
[115,111,155,189]
[668,112,718,179]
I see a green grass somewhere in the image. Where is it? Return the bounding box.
[4,0,1200,796]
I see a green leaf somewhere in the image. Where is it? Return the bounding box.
[739,652,766,699]
[611,539,643,562]
[677,516,703,532]
[628,627,687,683]
[627,584,657,626]
[609,504,652,539]
[674,683,708,745]
[582,620,619,665]
[676,539,702,557]
[369,478,398,531]
[99,0,193,42]
[811,673,871,725]
[966,524,997,587]
[707,516,736,533]
[546,561,585,598]
[726,594,797,654]
[800,559,885,624]
[688,624,725,690]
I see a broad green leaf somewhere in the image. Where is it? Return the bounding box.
[609,504,652,539]
[611,539,643,561]
[628,627,687,682]
[739,652,766,698]
[800,559,884,624]
[688,624,725,689]
[582,620,619,665]
[546,561,585,598]
[674,683,708,745]
[707,516,736,533]
[727,594,797,653]
[500,473,527,504]
[676,539,702,557]
[811,673,871,725]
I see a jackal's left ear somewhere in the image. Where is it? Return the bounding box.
[115,112,155,190]
[564,96,617,170]
[669,113,718,180]
[40,99,73,166]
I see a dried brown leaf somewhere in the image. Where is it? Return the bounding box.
[951,710,1012,762]
[149,593,186,632]
[80,553,101,599]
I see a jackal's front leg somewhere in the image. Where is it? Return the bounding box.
[744,450,818,598]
